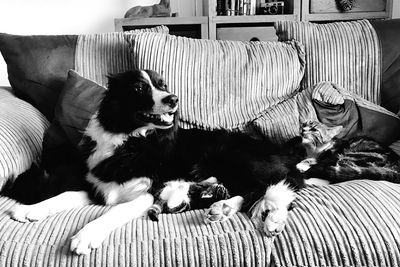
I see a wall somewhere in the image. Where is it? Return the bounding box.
[394,0,400,18]
[0,0,399,86]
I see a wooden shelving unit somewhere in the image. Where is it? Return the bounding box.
[114,0,393,41]
[206,0,300,41]
[302,0,393,22]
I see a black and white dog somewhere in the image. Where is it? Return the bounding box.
[8,70,304,255]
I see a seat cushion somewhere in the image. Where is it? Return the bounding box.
[0,197,273,266]
[272,180,400,267]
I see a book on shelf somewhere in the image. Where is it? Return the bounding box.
[216,0,258,16]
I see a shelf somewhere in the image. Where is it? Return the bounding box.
[304,11,390,22]
[210,14,299,23]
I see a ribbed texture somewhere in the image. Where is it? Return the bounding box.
[252,86,319,144]
[0,197,272,267]
[75,26,169,86]
[390,140,400,157]
[0,89,49,188]
[272,180,400,267]
[127,33,306,131]
[275,20,381,105]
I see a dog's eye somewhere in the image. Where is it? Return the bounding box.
[133,82,147,93]
[158,81,167,90]
[261,209,270,221]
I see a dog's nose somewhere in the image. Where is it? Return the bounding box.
[162,94,179,107]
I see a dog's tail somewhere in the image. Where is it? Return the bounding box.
[1,163,48,204]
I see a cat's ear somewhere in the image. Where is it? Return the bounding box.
[323,125,343,142]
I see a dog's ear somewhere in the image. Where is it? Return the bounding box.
[106,73,121,91]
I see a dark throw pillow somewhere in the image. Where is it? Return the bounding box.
[43,70,106,153]
[0,33,77,120]
[370,19,400,115]
[311,82,400,146]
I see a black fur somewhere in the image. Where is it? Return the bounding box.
[4,70,304,216]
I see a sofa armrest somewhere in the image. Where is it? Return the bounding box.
[0,88,49,187]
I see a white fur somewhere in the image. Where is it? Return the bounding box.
[70,193,153,255]
[141,70,172,114]
[159,180,192,209]
[87,174,152,205]
[305,178,330,186]
[250,181,296,237]
[10,191,92,222]
[296,158,317,172]
[85,115,129,170]
[204,196,244,223]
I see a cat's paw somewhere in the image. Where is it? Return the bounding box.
[201,184,229,200]
[9,204,51,222]
[159,180,192,213]
[204,196,243,223]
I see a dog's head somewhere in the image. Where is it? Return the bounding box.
[98,69,179,134]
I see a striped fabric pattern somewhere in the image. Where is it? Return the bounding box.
[0,196,272,267]
[75,26,169,87]
[390,140,400,157]
[253,87,319,144]
[0,88,49,188]
[126,33,306,131]
[272,180,400,267]
[275,20,381,105]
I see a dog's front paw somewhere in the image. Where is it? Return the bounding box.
[70,224,107,255]
[204,196,243,223]
[9,204,51,222]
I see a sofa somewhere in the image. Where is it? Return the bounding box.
[0,19,400,267]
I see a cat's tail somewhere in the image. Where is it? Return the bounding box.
[322,164,400,184]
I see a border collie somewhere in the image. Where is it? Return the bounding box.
[7,70,303,255]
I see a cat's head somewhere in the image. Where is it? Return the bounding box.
[300,121,343,154]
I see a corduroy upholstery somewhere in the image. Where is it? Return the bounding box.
[125,33,306,132]
[0,88,49,187]
[0,19,400,267]
[272,180,400,267]
[275,20,381,105]
[0,197,272,267]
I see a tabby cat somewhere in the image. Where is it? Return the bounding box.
[297,121,400,184]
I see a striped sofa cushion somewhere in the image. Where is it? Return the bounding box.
[252,86,319,144]
[75,26,168,87]
[272,180,400,267]
[275,20,381,105]
[126,33,306,131]
[0,88,49,188]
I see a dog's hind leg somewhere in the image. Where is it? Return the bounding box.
[9,191,91,222]
[70,193,153,255]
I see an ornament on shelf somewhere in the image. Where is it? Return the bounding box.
[336,0,356,11]
[124,0,171,19]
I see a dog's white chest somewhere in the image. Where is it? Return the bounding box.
[85,117,128,169]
